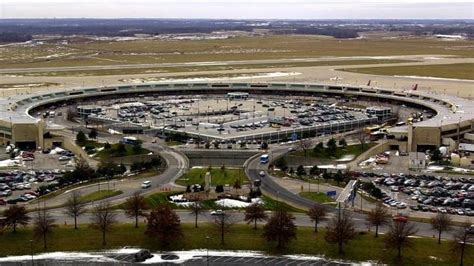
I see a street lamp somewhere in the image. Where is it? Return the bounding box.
[30,239,34,266]
[206,236,210,266]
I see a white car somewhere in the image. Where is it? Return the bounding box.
[141,181,151,189]
[259,171,266,177]
[58,156,70,161]
[211,210,224,216]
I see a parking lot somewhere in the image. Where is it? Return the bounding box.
[0,167,70,208]
[358,172,474,217]
[181,255,349,265]
[67,94,384,143]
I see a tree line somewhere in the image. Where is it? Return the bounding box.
[0,196,471,265]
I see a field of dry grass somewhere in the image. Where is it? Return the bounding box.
[343,63,474,80]
[1,35,473,69]
[4,59,410,77]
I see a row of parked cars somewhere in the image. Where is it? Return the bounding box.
[0,169,64,205]
[368,172,474,216]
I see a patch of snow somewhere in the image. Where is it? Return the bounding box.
[0,252,115,263]
[336,154,355,162]
[121,72,301,84]
[0,159,21,168]
[394,75,473,82]
[215,198,252,208]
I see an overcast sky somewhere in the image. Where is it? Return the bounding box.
[0,0,473,19]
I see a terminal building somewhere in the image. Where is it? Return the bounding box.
[0,82,473,154]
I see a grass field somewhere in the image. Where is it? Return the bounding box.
[343,63,474,80]
[1,36,473,69]
[80,190,122,203]
[0,223,471,265]
[4,59,410,77]
[126,191,302,212]
[299,192,336,204]
[176,168,248,187]
[291,143,376,160]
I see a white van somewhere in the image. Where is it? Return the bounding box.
[141,181,151,189]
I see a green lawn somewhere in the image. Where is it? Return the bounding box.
[0,223,471,265]
[299,192,336,204]
[291,143,376,160]
[141,192,179,209]
[176,168,248,187]
[343,63,474,81]
[80,190,122,203]
[123,192,301,212]
[261,195,304,213]
[95,143,150,160]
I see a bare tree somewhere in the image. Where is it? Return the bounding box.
[146,203,183,247]
[124,192,149,228]
[33,208,56,249]
[189,200,204,228]
[307,204,328,233]
[212,211,234,245]
[451,223,474,266]
[3,205,30,233]
[430,212,452,244]
[244,203,267,230]
[90,203,117,246]
[298,138,312,157]
[64,191,86,229]
[366,203,390,237]
[384,219,418,258]
[325,210,357,255]
[356,129,368,148]
[263,210,297,249]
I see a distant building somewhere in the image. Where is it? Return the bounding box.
[366,106,392,122]
[77,105,102,118]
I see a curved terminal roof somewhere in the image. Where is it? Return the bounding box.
[1,82,473,133]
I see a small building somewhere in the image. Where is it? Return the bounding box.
[366,106,392,122]
[77,105,102,118]
[226,92,249,100]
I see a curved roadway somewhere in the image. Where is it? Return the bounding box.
[27,138,188,210]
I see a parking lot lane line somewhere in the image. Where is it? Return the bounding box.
[280,258,293,265]
[243,257,260,263]
[253,257,268,264]
[222,256,237,263]
[264,257,278,264]
[120,254,134,262]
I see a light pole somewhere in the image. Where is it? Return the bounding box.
[206,236,210,266]
[30,239,34,266]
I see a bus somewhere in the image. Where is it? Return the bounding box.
[260,154,269,164]
[365,125,382,134]
[121,136,139,145]
[370,131,386,141]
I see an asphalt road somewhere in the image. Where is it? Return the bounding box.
[43,208,459,240]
